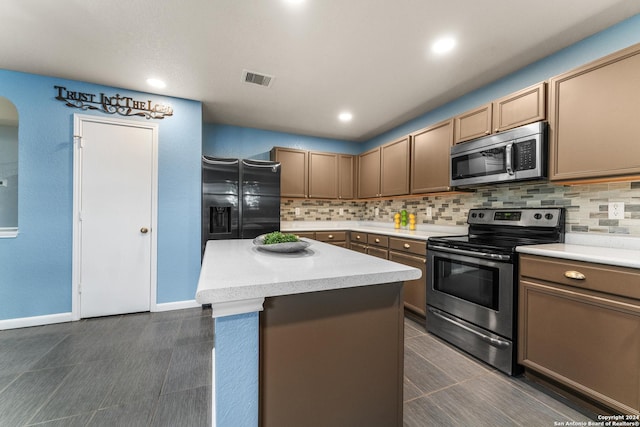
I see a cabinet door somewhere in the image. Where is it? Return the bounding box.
[273,147,308,198]
[357,147,381,198]
[338,154,355,199]
[548,44,640,181]
[366,246,388,259]
[308,151,338,199]
[389,251,426,317]
[411,119,453,193]
[492,82,546,133]
[519,279,640,414]
[380,136,410,197]
[454,103,492,144]
[350,242,367,253]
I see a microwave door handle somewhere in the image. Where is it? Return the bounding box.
[505,143,514,175]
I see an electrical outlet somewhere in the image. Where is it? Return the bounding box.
[338,208,344,215]
[608,202,625,220]
[294,207,300,216]
[374,207,379,216]
[426,207,433,219]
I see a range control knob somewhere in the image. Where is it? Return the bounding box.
[478,213,485,218]
[545,213,554,220]
[471,213,477,218]
[534,213,542,220]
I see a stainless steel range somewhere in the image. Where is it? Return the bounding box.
[426,207,565,375]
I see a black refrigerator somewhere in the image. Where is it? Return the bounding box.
[202,156,281,254]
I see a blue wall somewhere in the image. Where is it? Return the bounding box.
[0,70,202,321]
[203,123,361,159]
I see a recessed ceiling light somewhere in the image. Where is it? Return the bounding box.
[338,112,353,122]
[284,0,305,4]
[432,37,456,54]
[146,78,166,89]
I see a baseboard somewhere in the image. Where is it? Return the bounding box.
[0,301,203,330]
[154,299,202,312]
[0,312,74,330]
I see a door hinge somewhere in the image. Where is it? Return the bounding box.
[74,135,84,148]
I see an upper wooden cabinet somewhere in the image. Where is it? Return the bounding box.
[357,147,381,198]
[410,119,453,193]
[548,43,640,182]
[358,137,410,198]
[493,83,546,133]
[338,154,355,199]
[454,103,492,144]
[271,147,308,198]
[308,151,338,198]
[380,137,410,197]
[454,82,546,144]
[271,147,355,199]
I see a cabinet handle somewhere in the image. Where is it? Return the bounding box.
[356,235,361,240]
[328,235,333,239]
[564,270,586,280]
[375,238,380,243]
[495,128,499,132]
[485,130,490,135]
[403,243,411,249]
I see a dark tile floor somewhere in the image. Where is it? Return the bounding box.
[403,317,595,427]
[0,308,212,426]
[0,308,595,426]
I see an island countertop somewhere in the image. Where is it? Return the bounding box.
[195,238,422,307]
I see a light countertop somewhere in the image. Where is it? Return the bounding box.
[281,220,468,241]
[195,238,422,306]
[516,233,640,269]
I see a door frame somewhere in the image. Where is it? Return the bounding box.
[71,114,159,320]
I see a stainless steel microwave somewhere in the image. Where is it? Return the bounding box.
[450,121,547,187]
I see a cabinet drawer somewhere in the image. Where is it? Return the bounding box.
[367,234,389,247]
[389,237,426,256]
[315,231,346,242]
[520,254,640,300]
[350,231,368,243]
[293,232,316,240]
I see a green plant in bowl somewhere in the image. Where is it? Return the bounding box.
[262,231,299,245]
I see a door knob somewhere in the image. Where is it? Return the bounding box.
[140,227,149,234]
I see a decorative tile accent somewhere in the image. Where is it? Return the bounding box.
[281,180,640,236]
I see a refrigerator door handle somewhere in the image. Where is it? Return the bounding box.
[202,157,239,165]
[242,159,280,170]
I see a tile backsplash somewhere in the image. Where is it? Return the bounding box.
[281,180,640,236]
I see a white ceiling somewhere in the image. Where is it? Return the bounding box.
[2,1,640,141]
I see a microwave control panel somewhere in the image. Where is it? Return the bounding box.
[514,139,536,171]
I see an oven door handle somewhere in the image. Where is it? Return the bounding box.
[428,307,511,349]
[428,245,512,261]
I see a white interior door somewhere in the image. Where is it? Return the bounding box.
[73,116,158,318]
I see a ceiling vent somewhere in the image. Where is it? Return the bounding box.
[242,69,274,88]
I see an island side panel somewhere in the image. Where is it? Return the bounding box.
[215,312,260,427]
[259,282,404,427]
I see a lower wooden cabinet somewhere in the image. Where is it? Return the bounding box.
[315,231,347,247]
[519,254,640,414]
[290,230,347,247]
[348,232,427,317]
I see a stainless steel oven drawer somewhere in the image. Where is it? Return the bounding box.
[427,306,519,376]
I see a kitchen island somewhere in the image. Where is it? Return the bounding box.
[196,238,421,427]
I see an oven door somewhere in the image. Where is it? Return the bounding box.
[427,246,514,339]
